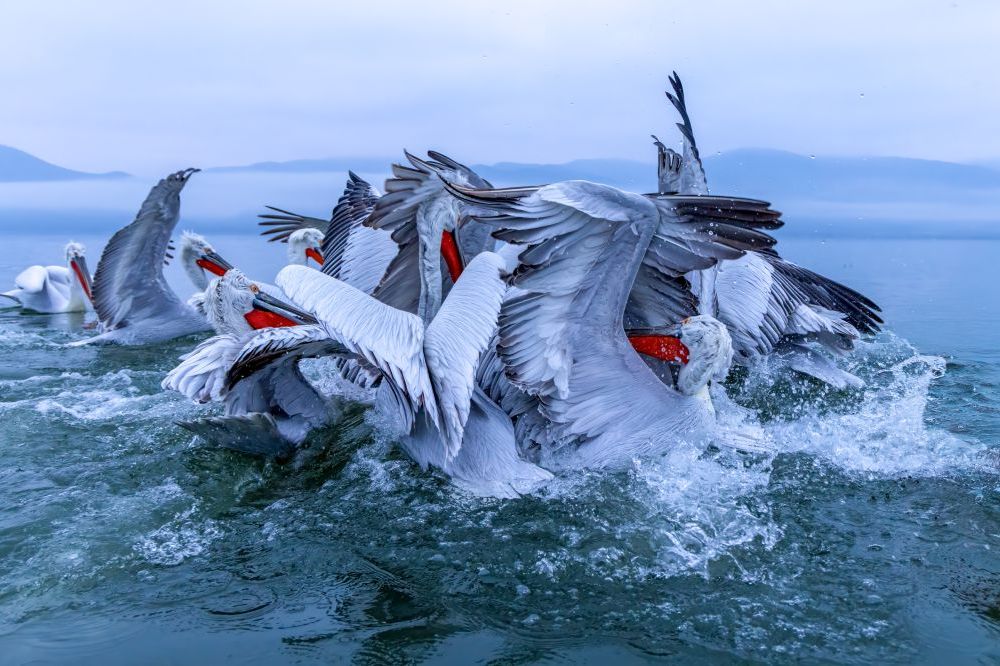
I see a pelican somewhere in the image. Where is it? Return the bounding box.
[448,179,779,470]
[177,229,310,315]
[71,169,212,345]
[258,171,398,295]
[162,269,335,459]
[366,151,496,321]
[1,242,93,313]
[178,231,234,292]
[231,254,553,497]
[650,72,882,388]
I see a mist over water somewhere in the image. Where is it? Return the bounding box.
[0,234,997,663]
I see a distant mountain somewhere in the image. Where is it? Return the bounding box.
[471,159,652,191]
[0,145,129,182]
[206,157,393,175]
[2,149,999,237]
[205,149,1000,205]
[704,149,1000,203]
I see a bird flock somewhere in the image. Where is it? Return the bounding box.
[1,75,882,497]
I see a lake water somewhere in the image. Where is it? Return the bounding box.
[0,231,997,664]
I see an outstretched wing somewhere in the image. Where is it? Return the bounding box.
[162,333,243,403]
[276,265,439,430]
[709,251,881,359]
[626,195,781,330]
[367,151,490,316]
[366,161,441,313]
[451,180,781,449]
[226,324,346,390]
[424,251,508,459]
[321,172,397,294]
[664,71,709,196]
[91,169,198,330]
[257,206,328,243]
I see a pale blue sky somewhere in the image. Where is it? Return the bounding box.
[2,1,998,175]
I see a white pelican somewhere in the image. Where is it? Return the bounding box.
[177,229,316,311]
[651,72,882,388]
[72,169,212,345]
[178,231,234,292]
[258,171,398,295]
[1,242,93,314]
[250,254,553,497]
[448,180,780,470]
[162,269,334,459]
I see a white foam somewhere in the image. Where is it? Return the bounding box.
[762,347,983,476]
[133,505,222,566]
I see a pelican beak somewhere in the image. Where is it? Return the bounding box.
[626,323,689,364]
[70,255,94,303]
[196,249,234,277]
[440,230,463,282]
[305,246,324,266]
[250,291,317,327]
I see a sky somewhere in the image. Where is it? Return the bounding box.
[2,1,998,175]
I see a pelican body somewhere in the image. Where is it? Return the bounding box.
[1,242,93,314]
[163,269,334,459]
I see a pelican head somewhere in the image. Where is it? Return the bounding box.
[180,231,233,290]
[287,228,324,267]
[64,241,93,305]
[203,269,256,335]
[206,268,316,334]
[675,315,733,396]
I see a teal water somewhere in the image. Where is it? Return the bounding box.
[0,233,997,664]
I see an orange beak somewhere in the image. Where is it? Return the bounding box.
[441,230,463,282]
[70,257,93,303]
[305,247,324,266]
[196,259,227,277]
[628,334,690,364]
[244,309,300,329]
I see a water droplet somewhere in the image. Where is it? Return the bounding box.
[809,155,816,160]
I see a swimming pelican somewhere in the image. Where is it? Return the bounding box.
[72,169,212,345]
[247,254,553,497]
[1,242,93,313]
[162,269,335,459]
[652,72,882,388]
[448,179,779,470]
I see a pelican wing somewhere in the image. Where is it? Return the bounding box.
[276,265,439,428]
[457,181,661,401]
[224,326,335,433]
[424,252,508,459]
[257,206,328,243]
[322,172,397,294]
[13,265,50,294]
[764,253,882,336]
[163,333,244,403]
[226,324,346,390]
[710,252,881,360]
[365,162,440,313]
[91,169,197,330]
[368,152,491,315]
[664,72,709,196]
[453,180,782,449]
[625,195,781,329]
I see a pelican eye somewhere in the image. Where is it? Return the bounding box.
[250,284,260,294]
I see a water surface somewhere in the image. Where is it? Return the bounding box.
[0,233,997,664]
